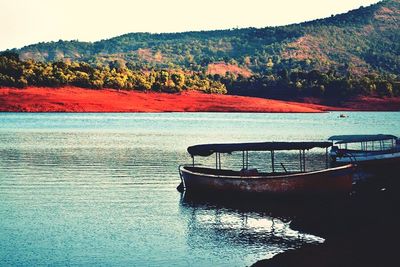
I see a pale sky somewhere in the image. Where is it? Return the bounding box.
[0,0,380,51]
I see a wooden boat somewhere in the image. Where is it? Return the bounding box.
[329,135,400,169]
[178,142,354,196]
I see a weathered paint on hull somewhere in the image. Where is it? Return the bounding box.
[180,165,353,196]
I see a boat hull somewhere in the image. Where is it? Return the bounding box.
[180,165,354,196]
[330,151,400,178]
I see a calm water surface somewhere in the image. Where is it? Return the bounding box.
[0,112,399,266]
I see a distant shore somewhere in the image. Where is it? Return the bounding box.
[0,87,399,113]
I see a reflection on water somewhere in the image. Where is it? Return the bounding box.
[180,193,324,263]
[0,112,399,266]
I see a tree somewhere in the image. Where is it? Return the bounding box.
[376,81,393,97]
[171,73,185,89]
[266,58,274,69]
[0,51,20,62]
[72,71,91,87]
[278,68,289,81]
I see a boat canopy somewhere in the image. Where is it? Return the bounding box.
[187,141,332,157]
[328,134,398,144]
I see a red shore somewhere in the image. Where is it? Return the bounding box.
[0,87,399,112]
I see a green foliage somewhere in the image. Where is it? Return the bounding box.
[0,54,227,94]
[220,68,399,98]
[0,0,400,102]
[9,0,400,81]
[1,0,399,100]
[376,81,393,97]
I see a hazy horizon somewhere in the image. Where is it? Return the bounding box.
[0,0,380,51]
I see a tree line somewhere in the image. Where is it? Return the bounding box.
[0,52,226,94]
[219,69,399,98]
[0,52,398,98]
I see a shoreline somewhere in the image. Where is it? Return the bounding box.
[1,87,399,113]
[252,176,400,267]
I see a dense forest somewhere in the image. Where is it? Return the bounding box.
[0,52,227,94]
[1,52,397,98]
[1,0,399,98]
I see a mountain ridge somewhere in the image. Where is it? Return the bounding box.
[8,0,399,77]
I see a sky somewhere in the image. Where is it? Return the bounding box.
[0,0,381,51]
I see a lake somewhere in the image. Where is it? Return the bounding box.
[0,112,399,266]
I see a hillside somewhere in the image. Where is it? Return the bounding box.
[10,0,399,77]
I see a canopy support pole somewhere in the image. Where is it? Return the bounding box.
[302,150,306,172]
[271,150,275,173]
[242,151,245,170]
[246,151,249,169]
[192,156,195,167]
[299,150,302,171]
[218,153,221,170]
[325,147,329,168]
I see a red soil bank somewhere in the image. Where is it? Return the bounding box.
[0,87,325,113]
[0,87,398,113]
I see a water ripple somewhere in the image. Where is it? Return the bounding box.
[1,112,399,266]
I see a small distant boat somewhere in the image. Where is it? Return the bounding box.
[329,134,400,177]
[339,114,348,118]
[178,142,353,196]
